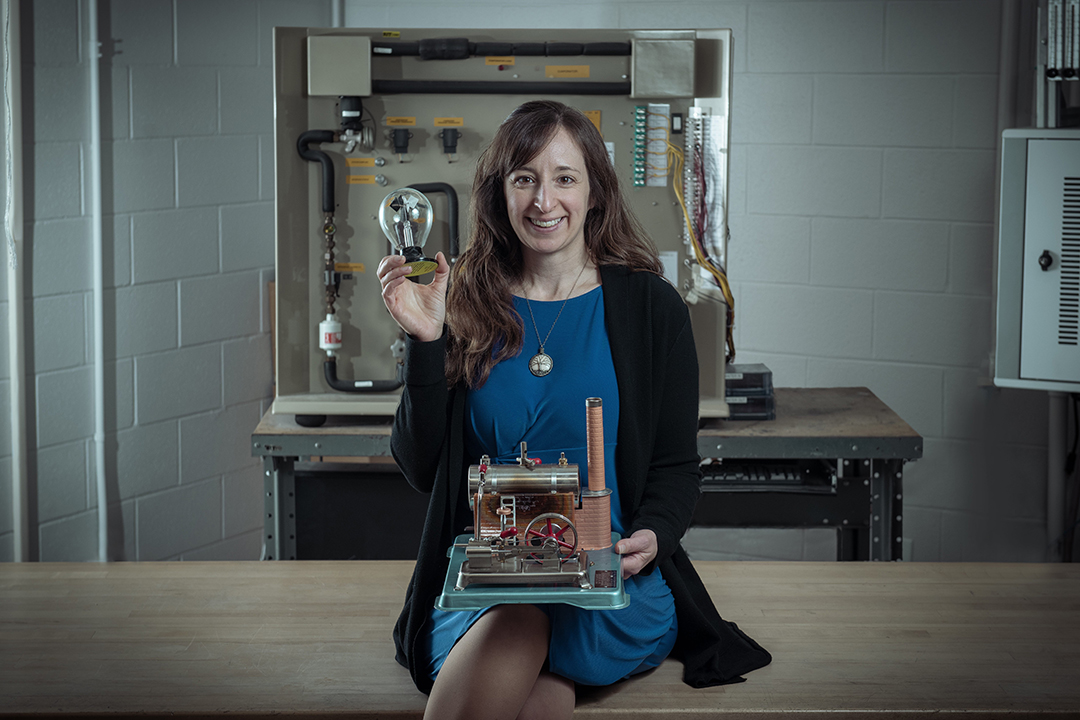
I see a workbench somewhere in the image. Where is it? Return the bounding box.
[252,387,922,561]
[2,561,1077,718]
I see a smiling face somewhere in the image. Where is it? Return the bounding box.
[504,127,592,268]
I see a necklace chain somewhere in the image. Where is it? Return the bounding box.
[523,262,588,376]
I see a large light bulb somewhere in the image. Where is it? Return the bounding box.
[378,188,438,277]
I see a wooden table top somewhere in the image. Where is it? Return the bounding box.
[699,387,918,439]
[2,560,1076,718]
[254,387,924,461]
[699,387,922,459]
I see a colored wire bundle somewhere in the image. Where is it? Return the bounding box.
[664,137,736,363]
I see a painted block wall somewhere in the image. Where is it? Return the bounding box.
[0,0,1052,562]
[0,0,332,562]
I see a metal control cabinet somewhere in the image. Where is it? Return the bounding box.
[995,128,1080,392]
[273,27,733,418]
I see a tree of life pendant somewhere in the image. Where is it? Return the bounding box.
[529,351,553,377]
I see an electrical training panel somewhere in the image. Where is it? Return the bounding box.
[273,27,734,420]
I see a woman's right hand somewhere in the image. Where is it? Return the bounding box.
[377,252,450,343]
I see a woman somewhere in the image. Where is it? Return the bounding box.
[378,100,770,720]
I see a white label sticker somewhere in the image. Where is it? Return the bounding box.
[659,251,679,288]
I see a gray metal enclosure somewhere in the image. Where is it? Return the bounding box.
[995,128,1080,392]
[273,27,733,418]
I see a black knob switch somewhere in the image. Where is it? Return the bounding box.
[1039,250,1054,271]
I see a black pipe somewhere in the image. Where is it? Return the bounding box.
[297,130,337,213]
[583,42,632,56]
[545,43,584,56]
[419,37,471,60]
[371,80,631,96]
[512,43,546,56]
[324,358,403,393]
[409,182,460,259]
[473,42,514,56]
[371,40,632,58]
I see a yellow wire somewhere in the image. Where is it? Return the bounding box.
[665,141,734,307]
[646,115,729,313]
[665,140,736,361]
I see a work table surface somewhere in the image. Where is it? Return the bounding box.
[253,387,924,461]
[2,561,1077,718]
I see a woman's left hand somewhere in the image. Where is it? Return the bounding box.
[615,529,658,579]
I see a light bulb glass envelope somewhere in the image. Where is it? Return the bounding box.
[378,187,439,277]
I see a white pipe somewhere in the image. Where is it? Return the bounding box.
[1048,392,1067,561]
[87,0,107,562]
[4,0,28,561]
[996,0,1019,136]
[331,0,344,28]
[990,0,1019,383]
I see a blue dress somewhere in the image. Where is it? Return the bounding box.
[421,286,678,686]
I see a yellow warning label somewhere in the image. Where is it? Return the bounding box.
[386,116,416,126]
[346,157,376,167]
[434,117,464,127]
[584,110,601,132]
[335,262,366,273]
[485,56,515,66]
[545,65,590,78]
[382,31,400,38]
[347,175,376,185]
[404,260,439,277]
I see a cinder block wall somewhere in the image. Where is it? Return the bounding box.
[0,0,331,561]
[0,0,1051,562]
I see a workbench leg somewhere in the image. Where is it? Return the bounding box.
[874,459,904,561]
[837,458,873,561]
[837,527,869,561]
[262,456,298,561]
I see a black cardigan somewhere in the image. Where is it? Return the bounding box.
[390,265,771,693]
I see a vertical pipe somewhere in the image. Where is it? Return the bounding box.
[1048,392,1067,561]
[4,0,29,561]
[1037,4,1050,129]
[997,0,1019,150]
[87,0,107,561]
[331,0,344,28]
[992,0,1020,369]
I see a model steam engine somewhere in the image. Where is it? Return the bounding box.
[450,398,622,598]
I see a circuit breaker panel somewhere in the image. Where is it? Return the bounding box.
[273,28,733,419]
[996,128,1080,392]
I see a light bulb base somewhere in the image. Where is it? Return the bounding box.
[399,246,438,277]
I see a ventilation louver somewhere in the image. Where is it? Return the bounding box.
[1062,178,1080,345]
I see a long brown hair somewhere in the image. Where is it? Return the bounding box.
[446,100,662,388]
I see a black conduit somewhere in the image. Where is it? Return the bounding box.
[372,39,632,58]
[409,182,460,259]
[581,42,632,56]
[298,129,404,394]
[297,130,337,213]
[324,358,402,393]
[371,80,631,96]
